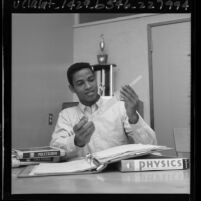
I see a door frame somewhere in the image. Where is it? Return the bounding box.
[147,18,191,129]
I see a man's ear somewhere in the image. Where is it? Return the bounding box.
[69,84,75,93]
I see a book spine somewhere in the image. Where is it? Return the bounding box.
[119,158,190,172]
[18,150,63,159]
[20,157,61,162]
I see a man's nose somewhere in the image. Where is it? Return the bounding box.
[85,81,92,89]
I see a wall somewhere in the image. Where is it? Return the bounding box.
[79,13,135,24]
[73,14,190,125]
[12,14,74,148]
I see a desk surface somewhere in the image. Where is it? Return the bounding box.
[12,166,190,194]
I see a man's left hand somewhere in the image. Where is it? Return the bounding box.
[120,85,139,124]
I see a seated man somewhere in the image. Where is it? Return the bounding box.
[50,62,157,158]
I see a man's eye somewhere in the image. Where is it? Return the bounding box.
[88,77,95,82]
[76,82,83,86]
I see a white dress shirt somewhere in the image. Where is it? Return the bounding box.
[50,97,157,158]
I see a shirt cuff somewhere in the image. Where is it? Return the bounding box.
[51,135,76,153]
[128,114,144,131]
[67,135,77,152]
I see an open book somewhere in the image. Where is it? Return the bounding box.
[17,144,171,177]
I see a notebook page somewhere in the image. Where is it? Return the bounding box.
[93,144,168,162]
[29,158,96,175]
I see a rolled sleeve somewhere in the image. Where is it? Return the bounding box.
[50,111,77,155]
[123,112,157,145]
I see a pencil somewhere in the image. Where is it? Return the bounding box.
[87,144,92,155]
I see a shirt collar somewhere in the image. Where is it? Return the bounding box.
[78,96,103,113]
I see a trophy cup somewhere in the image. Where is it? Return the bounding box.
[97,34,108,65]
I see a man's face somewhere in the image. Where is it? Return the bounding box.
[70,68,98,106]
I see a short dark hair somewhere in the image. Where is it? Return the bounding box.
[67,62,94,86]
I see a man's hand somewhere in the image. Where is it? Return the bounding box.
[73,116,95,147]
[120,85,139,124]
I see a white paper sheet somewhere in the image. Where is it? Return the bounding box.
[93,144,169,162]
[30,158,96,175]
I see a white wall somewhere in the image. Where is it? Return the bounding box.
[12,14,74,148]
[73,14,190,125]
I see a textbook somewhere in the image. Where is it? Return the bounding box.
[14,146,65,159]
[116,154,190,172]
[17,144,171,177]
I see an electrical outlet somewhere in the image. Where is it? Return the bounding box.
[48,113,53,125]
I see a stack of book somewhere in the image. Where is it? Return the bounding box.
[12,146,66,168]
[17,144,190,178]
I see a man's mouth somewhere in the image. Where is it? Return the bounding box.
[85,90,95,96]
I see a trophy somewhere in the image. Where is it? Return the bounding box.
[97,34,108,65]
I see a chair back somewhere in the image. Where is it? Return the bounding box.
[62,102,78,109]
[173,128,190,158]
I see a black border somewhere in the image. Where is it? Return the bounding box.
[2,0,195,200]
[10,0,191,13]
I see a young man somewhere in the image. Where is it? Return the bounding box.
[50,62,157,158]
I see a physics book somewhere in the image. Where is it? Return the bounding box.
[13,146,65,159]
[116,154,190,172]
[17,143,171,178]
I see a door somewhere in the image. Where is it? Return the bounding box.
[149,20,191,155]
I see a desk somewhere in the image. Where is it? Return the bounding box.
[12,166,190,194]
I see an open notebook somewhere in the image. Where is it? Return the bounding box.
[17,144,171,177]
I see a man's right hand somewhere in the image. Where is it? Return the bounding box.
[73,116,95,147]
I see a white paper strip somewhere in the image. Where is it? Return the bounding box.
[97,75,142,115]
